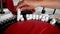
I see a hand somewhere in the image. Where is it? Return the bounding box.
[16,0,34,11]
[17,0,60,11]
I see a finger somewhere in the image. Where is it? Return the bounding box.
[17,2,29,8]
[21,6,34,11]
[21,6,35,13]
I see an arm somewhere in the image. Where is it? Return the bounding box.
[43,1,60,9]
[17,0,60,9]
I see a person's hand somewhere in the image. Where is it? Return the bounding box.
[16,0,60,11]
[16,0,34,11]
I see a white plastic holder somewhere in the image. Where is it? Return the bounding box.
[17,8,21,21]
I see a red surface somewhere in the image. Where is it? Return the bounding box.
[2,0,17,15]
[4,20,60,34]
